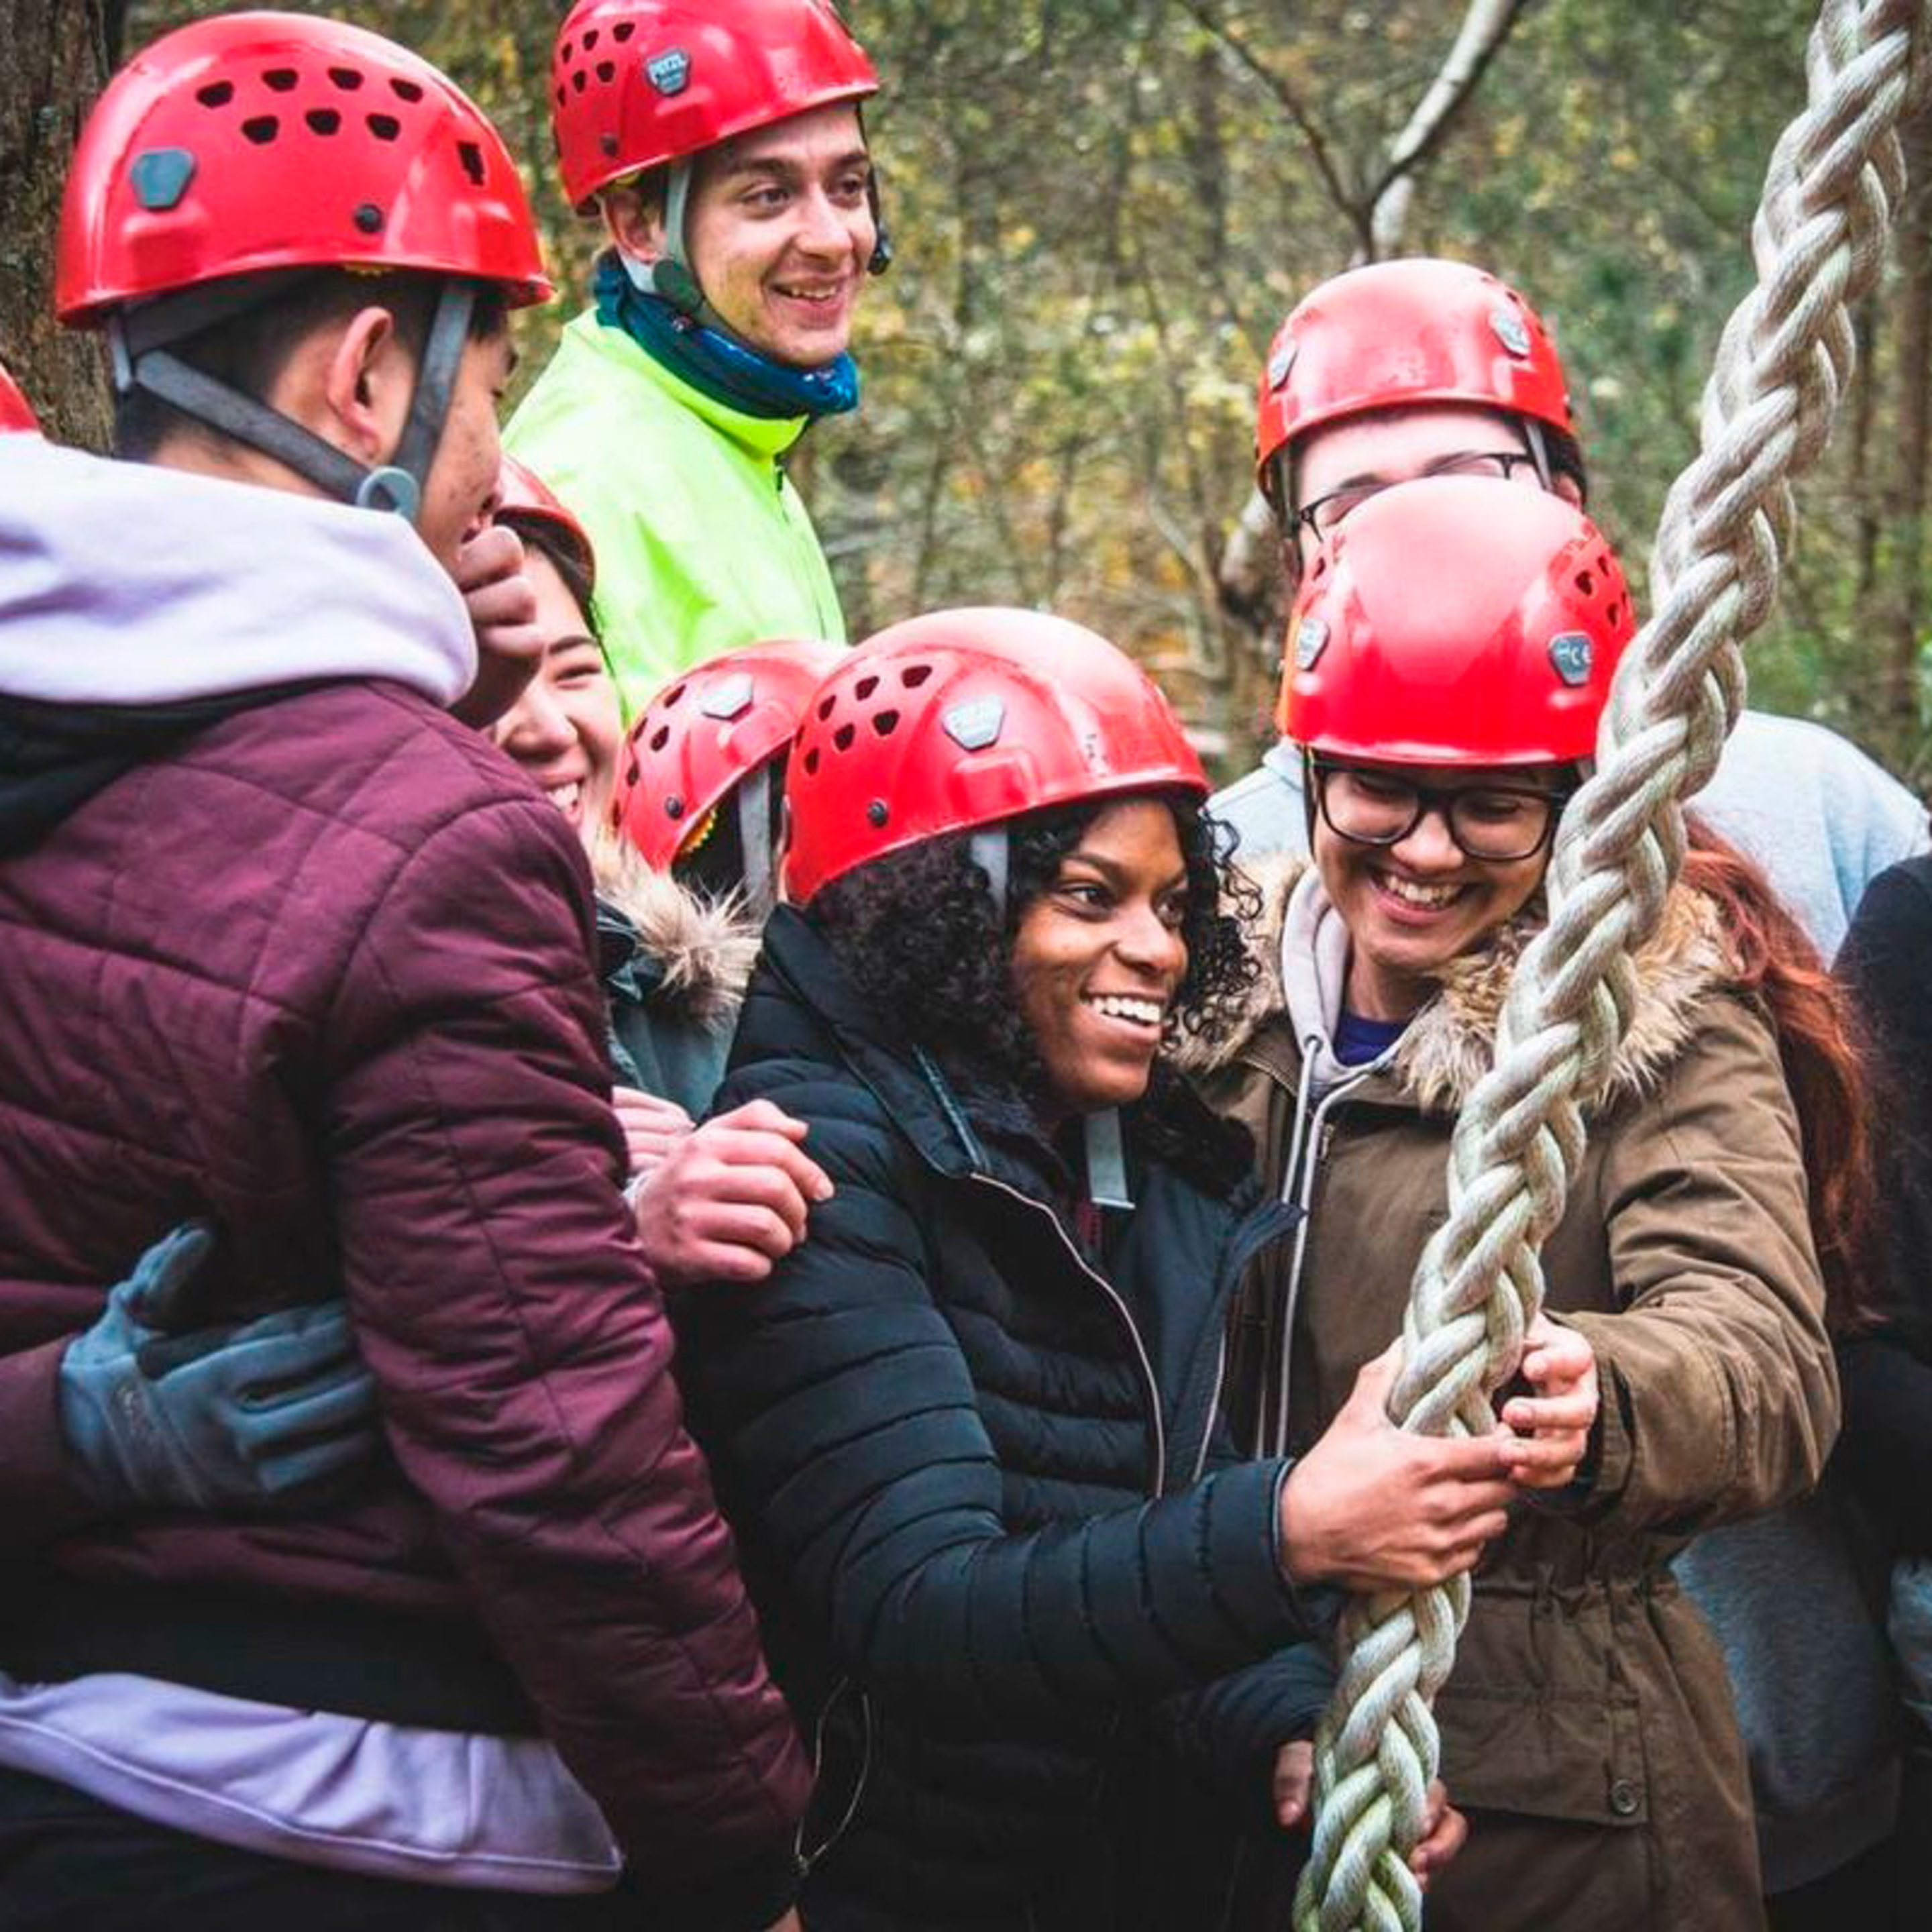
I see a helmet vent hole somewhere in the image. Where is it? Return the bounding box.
[583,27,600,48]
[572,70,588,93]
[263,68,299,93]
[803,747,820,775]
[613,19,635,38]
[196,80,234,107]
[366,113,401,142]
[647,725,671,752]
[559,40,574,60]
[241,115,280,145]
[455,140,486,186]
[328,66,364,91]
[662,682,686,708]
[816,694,837,720]
[1574,570,1594,596]
[555,86,568,107]
[833,723,857,752]
[871,709,900,737]
[305,108,341,135]
[855,674,879,700]
[900,663,932,688]
[596,60,615,83]
[390,78,424,103]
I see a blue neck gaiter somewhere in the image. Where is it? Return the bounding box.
[594,254,861,423]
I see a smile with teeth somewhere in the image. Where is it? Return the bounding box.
[547,780,582,813]
[1372,868,1464,910]
[773,280,847,307]
[1085,992,1165,1028]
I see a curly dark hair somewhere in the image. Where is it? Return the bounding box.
[808,792,1260,1110]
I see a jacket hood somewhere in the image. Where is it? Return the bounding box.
[0,438,474,706]
[588,830,761,1028]
[1195,853,1733,1116]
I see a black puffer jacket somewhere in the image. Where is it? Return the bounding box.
[678,909,1334,1932]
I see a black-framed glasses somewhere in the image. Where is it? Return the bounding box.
[1311,759,1571,863]
[1294,449,1543,539]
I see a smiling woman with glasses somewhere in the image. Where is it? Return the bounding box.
[1194,474,1848,1932]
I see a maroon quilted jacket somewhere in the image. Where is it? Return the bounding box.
[0,463,809,1919]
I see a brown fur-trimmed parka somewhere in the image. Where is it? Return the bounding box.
[1192,859,1838,1932]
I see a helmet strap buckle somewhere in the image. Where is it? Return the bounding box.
[354,465,420,519]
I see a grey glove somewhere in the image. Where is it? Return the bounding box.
[57,1220,380,1513]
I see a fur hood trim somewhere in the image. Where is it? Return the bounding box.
[1193,854,1735,1116]
[588,830,761,1028]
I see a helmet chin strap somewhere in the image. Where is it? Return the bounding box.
[735,760,776,915]
[1521,415,1553,492]
[1084,1108,1134,1211]
[969,826,1010,919]
[967,820,1134,1210]
[111,275,477,527]
[622,158,722,327]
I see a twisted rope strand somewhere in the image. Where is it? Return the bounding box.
[1295,5,1926,1925]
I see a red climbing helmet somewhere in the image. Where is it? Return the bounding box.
[614,638,847,869]
[57,11,550,323]
[782,608,1207,907]
[0,361,39,434]
[1254,258,1573,500]
[494,455,596,592]
[551,0,878,209]
[1281,476,1633,766]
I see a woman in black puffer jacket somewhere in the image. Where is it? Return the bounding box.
[678,610,1594,1932]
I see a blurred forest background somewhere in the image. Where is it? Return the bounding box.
[6,0,1932,785]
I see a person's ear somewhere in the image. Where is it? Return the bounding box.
[600,181,669,264]
[313,307,411,463]
[1550,470,1585,508]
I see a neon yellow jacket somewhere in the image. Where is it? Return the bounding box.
[506,311,846,707]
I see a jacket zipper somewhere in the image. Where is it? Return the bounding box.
[967,1172,1167,1499]
[1261,1051,1379,1459]
[794,1674,873,1874]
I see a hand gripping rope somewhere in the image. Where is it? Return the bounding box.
[1294,5,1932,1928]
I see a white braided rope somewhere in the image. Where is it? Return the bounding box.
[1293,5,1929,1927]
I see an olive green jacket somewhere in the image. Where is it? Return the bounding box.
[1192,860,1837,1932]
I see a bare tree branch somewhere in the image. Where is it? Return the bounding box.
[1214,0,1531,632]
[1367,0,1532,256]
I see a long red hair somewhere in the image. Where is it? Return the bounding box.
[1682,821,1878,1334]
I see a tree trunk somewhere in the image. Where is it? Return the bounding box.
[0,0,119,447]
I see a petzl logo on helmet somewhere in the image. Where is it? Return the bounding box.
[646,48,691,95]
[1548,631,1593,687]
[943,696,1005,751]
[1295,616,1329,671]
[700,672,755,721]
[1267,337,1298,391]
[1491,305,1532,358]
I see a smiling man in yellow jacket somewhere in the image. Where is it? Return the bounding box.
[507,0,890,705]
